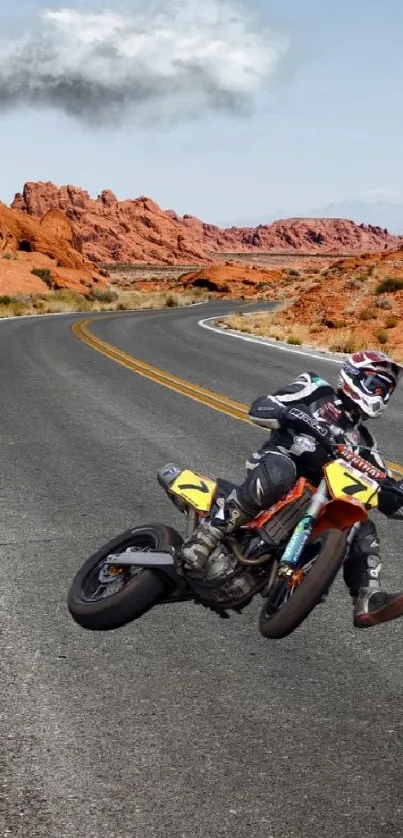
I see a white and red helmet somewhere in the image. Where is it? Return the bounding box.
[338,351,403,418]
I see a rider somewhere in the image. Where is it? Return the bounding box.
[179,350,403,628]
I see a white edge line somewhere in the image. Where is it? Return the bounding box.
[198,315,347,366]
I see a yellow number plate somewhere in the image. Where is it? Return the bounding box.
[324,460,379,508]
[170,470,217,513]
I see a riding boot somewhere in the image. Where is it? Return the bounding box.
[353,568,403,629]
[179,493,251,577]
[344,521,403,628]
[179,451,296,579]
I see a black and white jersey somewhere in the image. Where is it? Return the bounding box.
[248,372,388,485]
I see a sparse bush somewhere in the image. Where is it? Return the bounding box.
[31,268,53,287]
[359,309,377,321]
[346,278,363,290]
[375,297,394,310]
[375,277,403,294]
[373,328,388,344]
[165,293,179,308]
[287,335,302,345]
[2,252,14,260]
[329,333,359,353]
[287,269,301,277]
[384,315,398,329]
[321,317,347,329]
[85,288,118,303]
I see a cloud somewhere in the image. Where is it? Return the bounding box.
[0,1,288,125]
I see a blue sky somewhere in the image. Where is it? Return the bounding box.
[1,0,402,224]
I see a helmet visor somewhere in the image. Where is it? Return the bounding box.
[362,373,394,399]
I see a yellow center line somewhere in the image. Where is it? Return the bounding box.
[72,316,403,478]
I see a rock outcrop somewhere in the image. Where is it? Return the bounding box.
[0,201,105,294]
[13,182,403,265]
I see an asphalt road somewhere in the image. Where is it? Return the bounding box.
[0,301,402,838]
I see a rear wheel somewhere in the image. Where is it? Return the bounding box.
[67,524,183,631]
[259,528,347,640]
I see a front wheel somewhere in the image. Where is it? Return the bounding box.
[259,528,347,640]
[67,524,183,631]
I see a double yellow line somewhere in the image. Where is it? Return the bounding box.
[72,316,403,478]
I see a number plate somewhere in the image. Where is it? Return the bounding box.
[170,469,217,512]
[324,460,379,507]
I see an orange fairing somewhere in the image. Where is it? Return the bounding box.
[249,478,309,529]
[311,499,368,539]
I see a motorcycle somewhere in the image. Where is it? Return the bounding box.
[67,444,400,639]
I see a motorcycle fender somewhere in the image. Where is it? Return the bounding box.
[311,499,368,539]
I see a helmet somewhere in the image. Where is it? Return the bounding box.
[337,351,403,419]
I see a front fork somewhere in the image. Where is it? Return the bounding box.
[186,508,199,538]
[277,479,328,580]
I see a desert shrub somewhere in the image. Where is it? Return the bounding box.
[2,252,14,260]
[329,333,359,353]
[0,295,13,304]
[345,278,364,289]
[287,269,300,277]
[373,328,388,344]
[321,317,347,329]
[31,268,53,287]
[375,297,394,310]
[384,315,398,329]
[359,309,377,321]
[375,277,403,294]
[165,293,179,308]
[85,288,118,303]
[287,335,302,345]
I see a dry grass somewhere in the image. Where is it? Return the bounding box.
[0,287,209,319]
[221,311,369,355]
[222,311,311,345]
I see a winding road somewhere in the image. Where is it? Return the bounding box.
[1,301,402,838]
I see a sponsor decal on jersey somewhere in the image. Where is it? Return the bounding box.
[288,407,328,438]
[293,435,317,453]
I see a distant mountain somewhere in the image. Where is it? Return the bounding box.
[303,201,403,235]
[223,202,403,235]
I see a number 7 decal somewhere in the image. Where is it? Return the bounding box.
[342,473,367,496]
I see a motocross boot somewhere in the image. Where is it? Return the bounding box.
[352,555,403,628]
[179,493,251,578]
[344,521,403,628]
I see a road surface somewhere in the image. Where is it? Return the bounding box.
[0,301,402,838]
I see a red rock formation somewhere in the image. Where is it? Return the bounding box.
[181,263,283,295]
[0,201,105,294]
[13,182,403,266]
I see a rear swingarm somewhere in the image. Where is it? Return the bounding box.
[104,546,191,603]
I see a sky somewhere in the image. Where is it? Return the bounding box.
[1,0,403,225]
